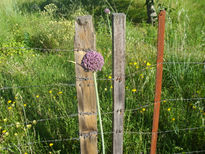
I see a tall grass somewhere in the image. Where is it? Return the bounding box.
[0,0,204,153]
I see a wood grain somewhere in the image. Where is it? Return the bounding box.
[74,15,97,154]
[112,13,126,154]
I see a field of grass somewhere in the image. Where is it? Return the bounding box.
[0,0,204,153]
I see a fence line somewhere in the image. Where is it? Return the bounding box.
[2,126,204,151]
[126,61,205,78]
[1,137,80,150]
[0,83,76,91]
[0,47,74,52]
[124,126,205,135]
[102,126,205,135]
[174,150,205,154]
[2,96,204,128]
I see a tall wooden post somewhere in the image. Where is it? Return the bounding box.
[150,10,166,154]
[112,13,126,154]
[74,16,98,154]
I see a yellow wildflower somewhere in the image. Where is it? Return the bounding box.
[172,118,175,121]
[14,97,17,99]
[26,124,32,129]
[36,95,39,98]
[49,90,52,94]
[13,101,16,104]
[49,143,54,147]
[110,85,113,89]
[163,100,167,103]
[33,120,37,125]
[146,62,151,66]
[14,133,18,136]
[132,89,137,92]
[136,66,139,69]
[3,118,7,122]
[24,152,28,154]
[2,130,6,133]
[5,132,9,136]
[8,106,12,110]
[129,62,133,65]
[8,100,12,103]
[16,122,20,128]
[104,88,107,91]
[108,76,112,79]
[134,62,137,65]
[142,108,146,111]
[192,106,196,109]
[167,108,171,111]
[24,104,27,107]
[140,74,144,79]
[58,91,63,94]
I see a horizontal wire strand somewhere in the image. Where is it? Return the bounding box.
[174,150,205,154]
[0,46,74,52]
[0,83,76,91]
[102,126,205,135]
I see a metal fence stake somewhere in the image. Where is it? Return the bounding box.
[150,10,166,154]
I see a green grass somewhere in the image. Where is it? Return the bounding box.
[0,0,205,153]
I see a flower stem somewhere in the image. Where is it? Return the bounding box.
[106,14,112,37]
[93,72,105,154]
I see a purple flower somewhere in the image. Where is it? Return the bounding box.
[81,50,104,72]
[104,8,110,14]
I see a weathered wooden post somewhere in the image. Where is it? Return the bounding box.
[74,16,98,154]
[112,13,126,154]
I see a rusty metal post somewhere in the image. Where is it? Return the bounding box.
[150,10,166,154]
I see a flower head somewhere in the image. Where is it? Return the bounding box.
[49,143,54,147]
[104,8,110,14]
[81,50,104,72]
[132,89,137,92]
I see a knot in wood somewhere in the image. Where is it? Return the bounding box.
[77,16,91,25]
[115,76,122,82]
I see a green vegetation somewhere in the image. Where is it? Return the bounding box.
[0,0,204,153]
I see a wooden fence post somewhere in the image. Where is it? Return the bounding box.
[74,16,98,154]
[112,13,126,154]
[150,10,166,154]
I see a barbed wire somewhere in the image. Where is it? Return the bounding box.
[2,113,78,128]
[126,61,205,78]
[1,126,204,151]
[162,62,205,65]
[102,97,205,115]
[124,126,205,135]
[0,46,74,52]
[2,97,204,128]
[174,150,205,154]
[0,83,76,91]
[1,137,79,150]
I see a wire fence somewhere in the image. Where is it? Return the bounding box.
[0,46,204,153]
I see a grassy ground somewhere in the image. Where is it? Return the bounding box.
[0,0,204,153]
